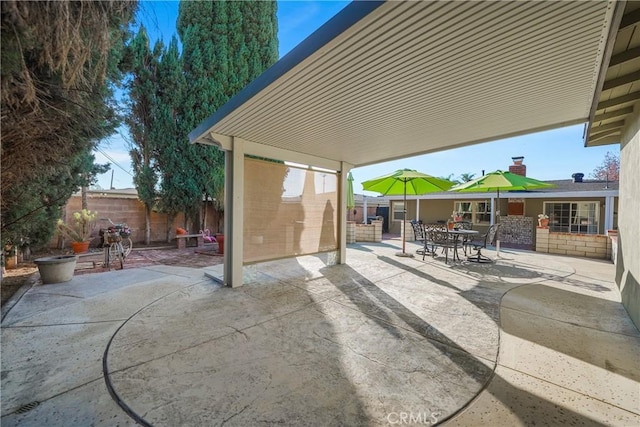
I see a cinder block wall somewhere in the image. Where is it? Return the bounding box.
[346,221,356,244]
[535,227,611,259]
[355,220,382,242]
[59,194,219,246]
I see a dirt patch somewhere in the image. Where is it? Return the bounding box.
[2,263,38,306]
[2,244,223,306]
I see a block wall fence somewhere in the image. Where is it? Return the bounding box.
[535,227,612,260]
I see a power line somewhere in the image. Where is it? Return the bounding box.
[96,147,133,177]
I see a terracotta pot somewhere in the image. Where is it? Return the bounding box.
[71,241,90,254]
[5,254,17,269]
[447,222,454,230]
[215,234,224,255]
[538,218,549,227]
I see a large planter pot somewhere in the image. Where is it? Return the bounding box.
[34,255,78,284]
[71,241,90,254]
[538,218,549,227]
[5,254,17,269]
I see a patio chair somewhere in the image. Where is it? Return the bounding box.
[423,227,456,263]
[465,224,500,263]
[411,220,426,254]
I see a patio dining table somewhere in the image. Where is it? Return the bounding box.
[447,228,479,261]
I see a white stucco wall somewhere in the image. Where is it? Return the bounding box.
[617,107,640,330]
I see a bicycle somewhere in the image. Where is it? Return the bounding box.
[100,218,132,257]
[103,229,125,270]
[100,219,132,270]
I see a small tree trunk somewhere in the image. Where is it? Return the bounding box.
[81,186,88,210]
[166,213,176,243]
[202,194,208,231]
[145,205,151,245]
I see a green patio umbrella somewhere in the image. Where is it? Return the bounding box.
[449,170,554,255]
[362,169,455,257]
[347,172,355,220]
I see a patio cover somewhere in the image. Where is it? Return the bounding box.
[189,0,620,286]
[191,1,616,165]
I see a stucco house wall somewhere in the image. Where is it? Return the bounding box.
[618,108,640,330]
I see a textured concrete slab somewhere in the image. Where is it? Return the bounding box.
[0,379,135,427]
[445,257,640,426]
[1,322,120,414]
[107,298,493,426]
[2,240,638,426]
[446,366,640,427]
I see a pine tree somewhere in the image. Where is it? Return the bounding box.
[1,1,135,249]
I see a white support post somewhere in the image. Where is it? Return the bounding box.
[223,150,232,286]
[339,162,352,264]
[363,196,368,223]
[604,195,615,231]
[230,137,245,287]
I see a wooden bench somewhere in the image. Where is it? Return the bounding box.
[175,234,205,249]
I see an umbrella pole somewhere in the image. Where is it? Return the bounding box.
[496,189,501,257]
[396,179,413,257]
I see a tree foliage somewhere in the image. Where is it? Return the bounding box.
[591,151,619,181]
[175,0,278,230]
[1,0,136,248]
[151,36,197,240]
[458,173,476,183]
[123,27,162,244]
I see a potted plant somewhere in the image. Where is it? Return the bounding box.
[56,209,98,253]
[538,213,549,227]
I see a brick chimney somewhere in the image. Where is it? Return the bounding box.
[572,172,584,183]
[509,156,526,176]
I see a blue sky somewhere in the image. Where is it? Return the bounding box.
[95,1,619,193]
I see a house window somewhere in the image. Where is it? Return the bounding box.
[392,201,405,221]
[544,202,599,234]
[454,201,491,224]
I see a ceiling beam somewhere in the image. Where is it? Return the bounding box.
[596,91,640,110]
[619,7,640,30]
[584,0,626,148]
[593,106,634,122]
[589,120,626,133]
[589,128,621,141]
[587,135,621,146]
[609,47,640,67]
[602,70,640,91]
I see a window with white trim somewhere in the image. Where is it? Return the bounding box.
[544,201,599,234]
[392,201,405,221]
[453,201,492,224]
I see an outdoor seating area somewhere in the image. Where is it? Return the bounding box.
[410,220,498,265]
[2,237,638,426]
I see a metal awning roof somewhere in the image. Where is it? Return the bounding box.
[586,1,640,147]
[191,0,616,167]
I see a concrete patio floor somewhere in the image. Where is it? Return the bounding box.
[1,240,638,426]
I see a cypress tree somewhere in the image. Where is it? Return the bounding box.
[151,36,199,240]
[124,27,161,244]
[176,0,278,230]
